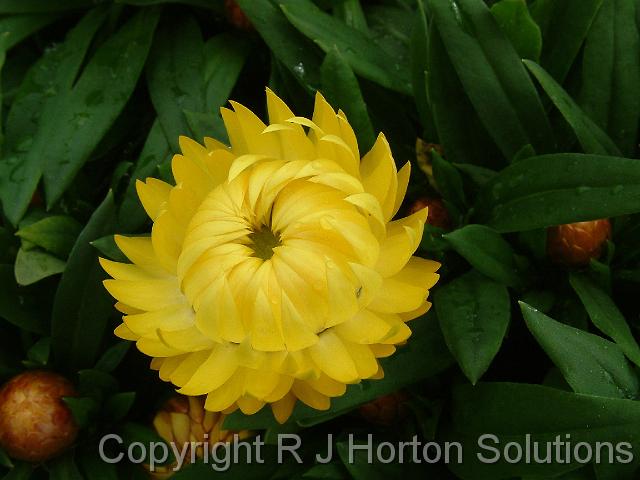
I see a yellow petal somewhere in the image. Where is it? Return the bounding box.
[114,323,138,341]
[204,136,229,151]
[177,345,239,395]
[263,375,294,403]
[172,153,212,202]
[368,257,439,313]
[114,235,166,275]
[237,396,265,415]
[271,393,296,424]
[393,162,411,217]
[244,368,282,399]
[124,304,193,336]
[309,330,359,383]
[360,134,397,221]
[136,178,172,220]
[336,110,360,161]
[375,208,428,278]
[99,258,164,281]
[334,309,393,344]
[370,344,396,358]
[158,355,185,381]
[292,380,330,410]
[103,278,182,311]
[305,374,346,397]
[343,342,378,378]
[151,210,184,273]
[137,337,183,357]
[158,325,214,352]
[115,302,142,315]
[195,274,246,343]
[204,370,246,411]
[229,101,280,157]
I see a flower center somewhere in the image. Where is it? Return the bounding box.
[248,226,281,260]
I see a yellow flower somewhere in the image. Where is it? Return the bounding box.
[101,89,440,423]
[147,395,251,478]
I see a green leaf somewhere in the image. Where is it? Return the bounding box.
[303,462,350,479]
[580,0,640,157]
[524,60,621,156]
[146,13,204,152]
[94,341,130,372]
[431,150,466,211]
[446,382,640,478]
[118,120,171,232]
[333,0,367,32]
[280,0,411,94]
[63,396,99,429]
[429,0,553,160]
[0,0,98,13]
[0,228,18,263]
[78,369,118,400]
[225,311,454,429]
[0,13,63,50]
[410,0,435,138]
[490,0,542,61]
[520,302,639,399]
[0,448,12,469]
[570,273,640,368]
[91,235,128,262]
[320,47,375,151]
[444,225,524,288]
[77,451,118,480]
[51,192,117,371]
[117,0,220,8]
[520,289,555,313]
[235,0,322,91]
[48,452,83,480]
[427,25,502,168]
[454,163,497,186]
[0,264,46,333]
[104,392,136,421]
[203,33,251,115]
[435,270,510,384]
[179,33,250,144]
[13,247,65,286]
[336,441,444,479]
[0,7,109,225]
[530,0,603,83]
[476,153,640,232]
[1,463,32,480]
[16,215,82,258]
[26,337,50,366]
[42,8,160,207]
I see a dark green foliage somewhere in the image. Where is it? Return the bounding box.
[0,1,639,479]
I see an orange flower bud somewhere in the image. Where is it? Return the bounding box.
[408,197,451,230]
[358,391,409,426]
[547,219,612,266]
[0,371,79,462]
[224,0,253,31]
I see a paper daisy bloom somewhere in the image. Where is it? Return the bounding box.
[101,89,440,423]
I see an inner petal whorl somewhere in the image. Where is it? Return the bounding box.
[248,226,281,260]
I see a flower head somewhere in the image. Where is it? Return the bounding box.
[148,395,251,478]
[547,219,612,266]
[101,89,440,423]
[0,371,78,462]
